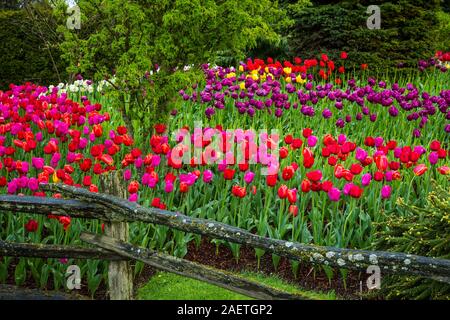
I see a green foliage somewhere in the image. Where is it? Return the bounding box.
[137,271,336,300]
[0,4,66,89]
[374,180,450,300]
[288,0,442,70]
[58,0,289,134]
[437,10,450,51]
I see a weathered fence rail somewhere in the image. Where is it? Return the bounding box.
[1,182,450,300]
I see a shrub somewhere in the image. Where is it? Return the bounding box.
[0,5,66,89]
[374,180,450,300]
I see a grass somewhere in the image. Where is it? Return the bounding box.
[137,271,337,300]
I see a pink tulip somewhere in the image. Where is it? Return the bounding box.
[337,134,347,145]
[179,173,197,186]
[79,138,88,149]
[123,169,132,181]
[7,181,17,194]
[385,171,393,182]
[328,187,341,202]
[381,185,392,199]
[165,181,174,193]
[355,148,368,162]
[244,171,255,184]
[32,157,44,170]
[27,178,39,191]
[35,131,43,142]
[374,137,384,147]
[151,155,161,167]
[307,135,318,147]
[361,173,372,186]
[135,157,143,168]
[203,170,213,183]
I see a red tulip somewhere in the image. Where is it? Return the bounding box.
[117,126,127,135]
[430,140,440,151]
[223,168,235,180]
[232,185,246,198]
[328,156,337,166]
[413,164,428,176]
[154,123,167,134]
[374,171,384,181]
[25,219,38,233]
[302,128,313,138]
[289,205,298,217]
[287,188,297,204]
[306,170,322,182]
[266,174,278,187]
[58,216,71,231]
[279,147,289,159]
[83,176,92,187]
[291,138,303,150]
[128,181,139,194]
[374,154,388,171]
[437,166,450,175]
[284,135,293,144]
[300,179,311,192]
[334,164,344,179]
[321,180,333,192]
[349,185,363,198]
[282,166,295,181]
[409,151,420,163]
[278,185,288,198]
[179,182,189,193]
[350,163,363,175]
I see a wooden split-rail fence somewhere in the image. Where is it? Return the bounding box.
[0,172,449,300]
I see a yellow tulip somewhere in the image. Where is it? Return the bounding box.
[239,65,244,72]
[296,75,306,84]
[285,77,292,83]
[52,172,59,183]
[240,82,246,90]
[226,72,236,78]
[283,67,292,75]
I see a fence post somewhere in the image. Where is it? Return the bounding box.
[100,171,133,300]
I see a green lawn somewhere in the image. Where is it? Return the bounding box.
[137,271,337,300]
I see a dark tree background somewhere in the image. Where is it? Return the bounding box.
[287,0,444,69]
[0,0,66,89]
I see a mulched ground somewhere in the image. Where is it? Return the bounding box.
[2,238,371,300]
[183,238,364,299]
